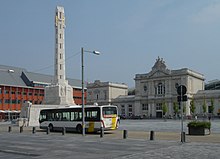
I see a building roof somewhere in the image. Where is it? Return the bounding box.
[0,65,82,88]
[135,57,204,80]
[0,65,27,87]
[205,79,220,90]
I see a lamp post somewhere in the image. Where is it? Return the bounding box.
[81,47,100,136]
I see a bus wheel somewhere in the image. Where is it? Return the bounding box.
[48,124,54,132]
[76,124,82,133]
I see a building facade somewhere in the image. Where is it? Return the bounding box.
[113,57,205,118]
[87,80,128,105]
[0,65,83,121]
[193,90,220,116]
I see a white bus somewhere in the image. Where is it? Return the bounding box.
[39,105,119,133]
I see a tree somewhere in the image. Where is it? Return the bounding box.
[202,97,207,117]
[210,99,214,115]
[162,101,168,120]
[173,102,179,118]
[190,98,196,116]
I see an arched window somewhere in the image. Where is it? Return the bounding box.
[157,83,165,95]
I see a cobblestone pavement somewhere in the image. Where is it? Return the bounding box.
[0,120,220,158]
[0,132,220,159]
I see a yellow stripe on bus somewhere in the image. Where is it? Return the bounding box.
[88,122,95,132]
[111,117,117,129]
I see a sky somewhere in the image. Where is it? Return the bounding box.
[1,0,220,88]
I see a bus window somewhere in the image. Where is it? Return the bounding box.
[70,111,82,121]
[62,112,70,121]
[102,107,117,118]
[39,112,46,123]
[55,112,62,121]
[85,110,100,121]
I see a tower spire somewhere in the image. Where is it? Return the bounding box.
[43,6,75,105]
[55,6,66,84]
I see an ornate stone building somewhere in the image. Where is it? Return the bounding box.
[87,57,220,118]
[113,57,205,118]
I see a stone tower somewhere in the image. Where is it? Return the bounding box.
[43,6,75,105]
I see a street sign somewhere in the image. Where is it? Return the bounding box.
[177,85,187,95]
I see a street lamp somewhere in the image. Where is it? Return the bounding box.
[81,47,100,136]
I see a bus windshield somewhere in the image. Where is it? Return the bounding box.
[102,107,117,118]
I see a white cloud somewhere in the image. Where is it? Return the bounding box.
[191,2,220,24]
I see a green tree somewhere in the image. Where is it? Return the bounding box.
[202,98,207,117]
[210,99,214,115]
[173,102,179,118]
[190,98,196,116]
[162,102,168,120]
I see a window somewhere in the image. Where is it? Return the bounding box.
[60,34,62,39]
[156,103,162,110]
[60,75,62,80]
[4,90,9,94]
[59,12,62,19]
[60,53,62,59]
[156,83,165,95]
[70,111,82,121]
[0,100,2,104]
[23,92,27,95]
[144,85,147,92]
[60,24,62,29]
[4,99,10,104]
[128,105,133,112]
[86,110,99,121]
[158,83,163,94]
[62,112,70,121]
[60,64,62,70]
[60,43,62,49]
[28,92,32,96]
[142,104,148,110]
[11,91,15,94]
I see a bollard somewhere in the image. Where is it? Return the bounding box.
[181,132,186,143]
[62,127,66,135]
[20,126,23,133]
[46,126,50,135]
[123,130,128,139]
[100,127,104,138]
[150,131,155,140]
[8,126,12,132]
[32,127,36,134]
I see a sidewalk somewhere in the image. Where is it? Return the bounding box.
[0,124,219,143]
